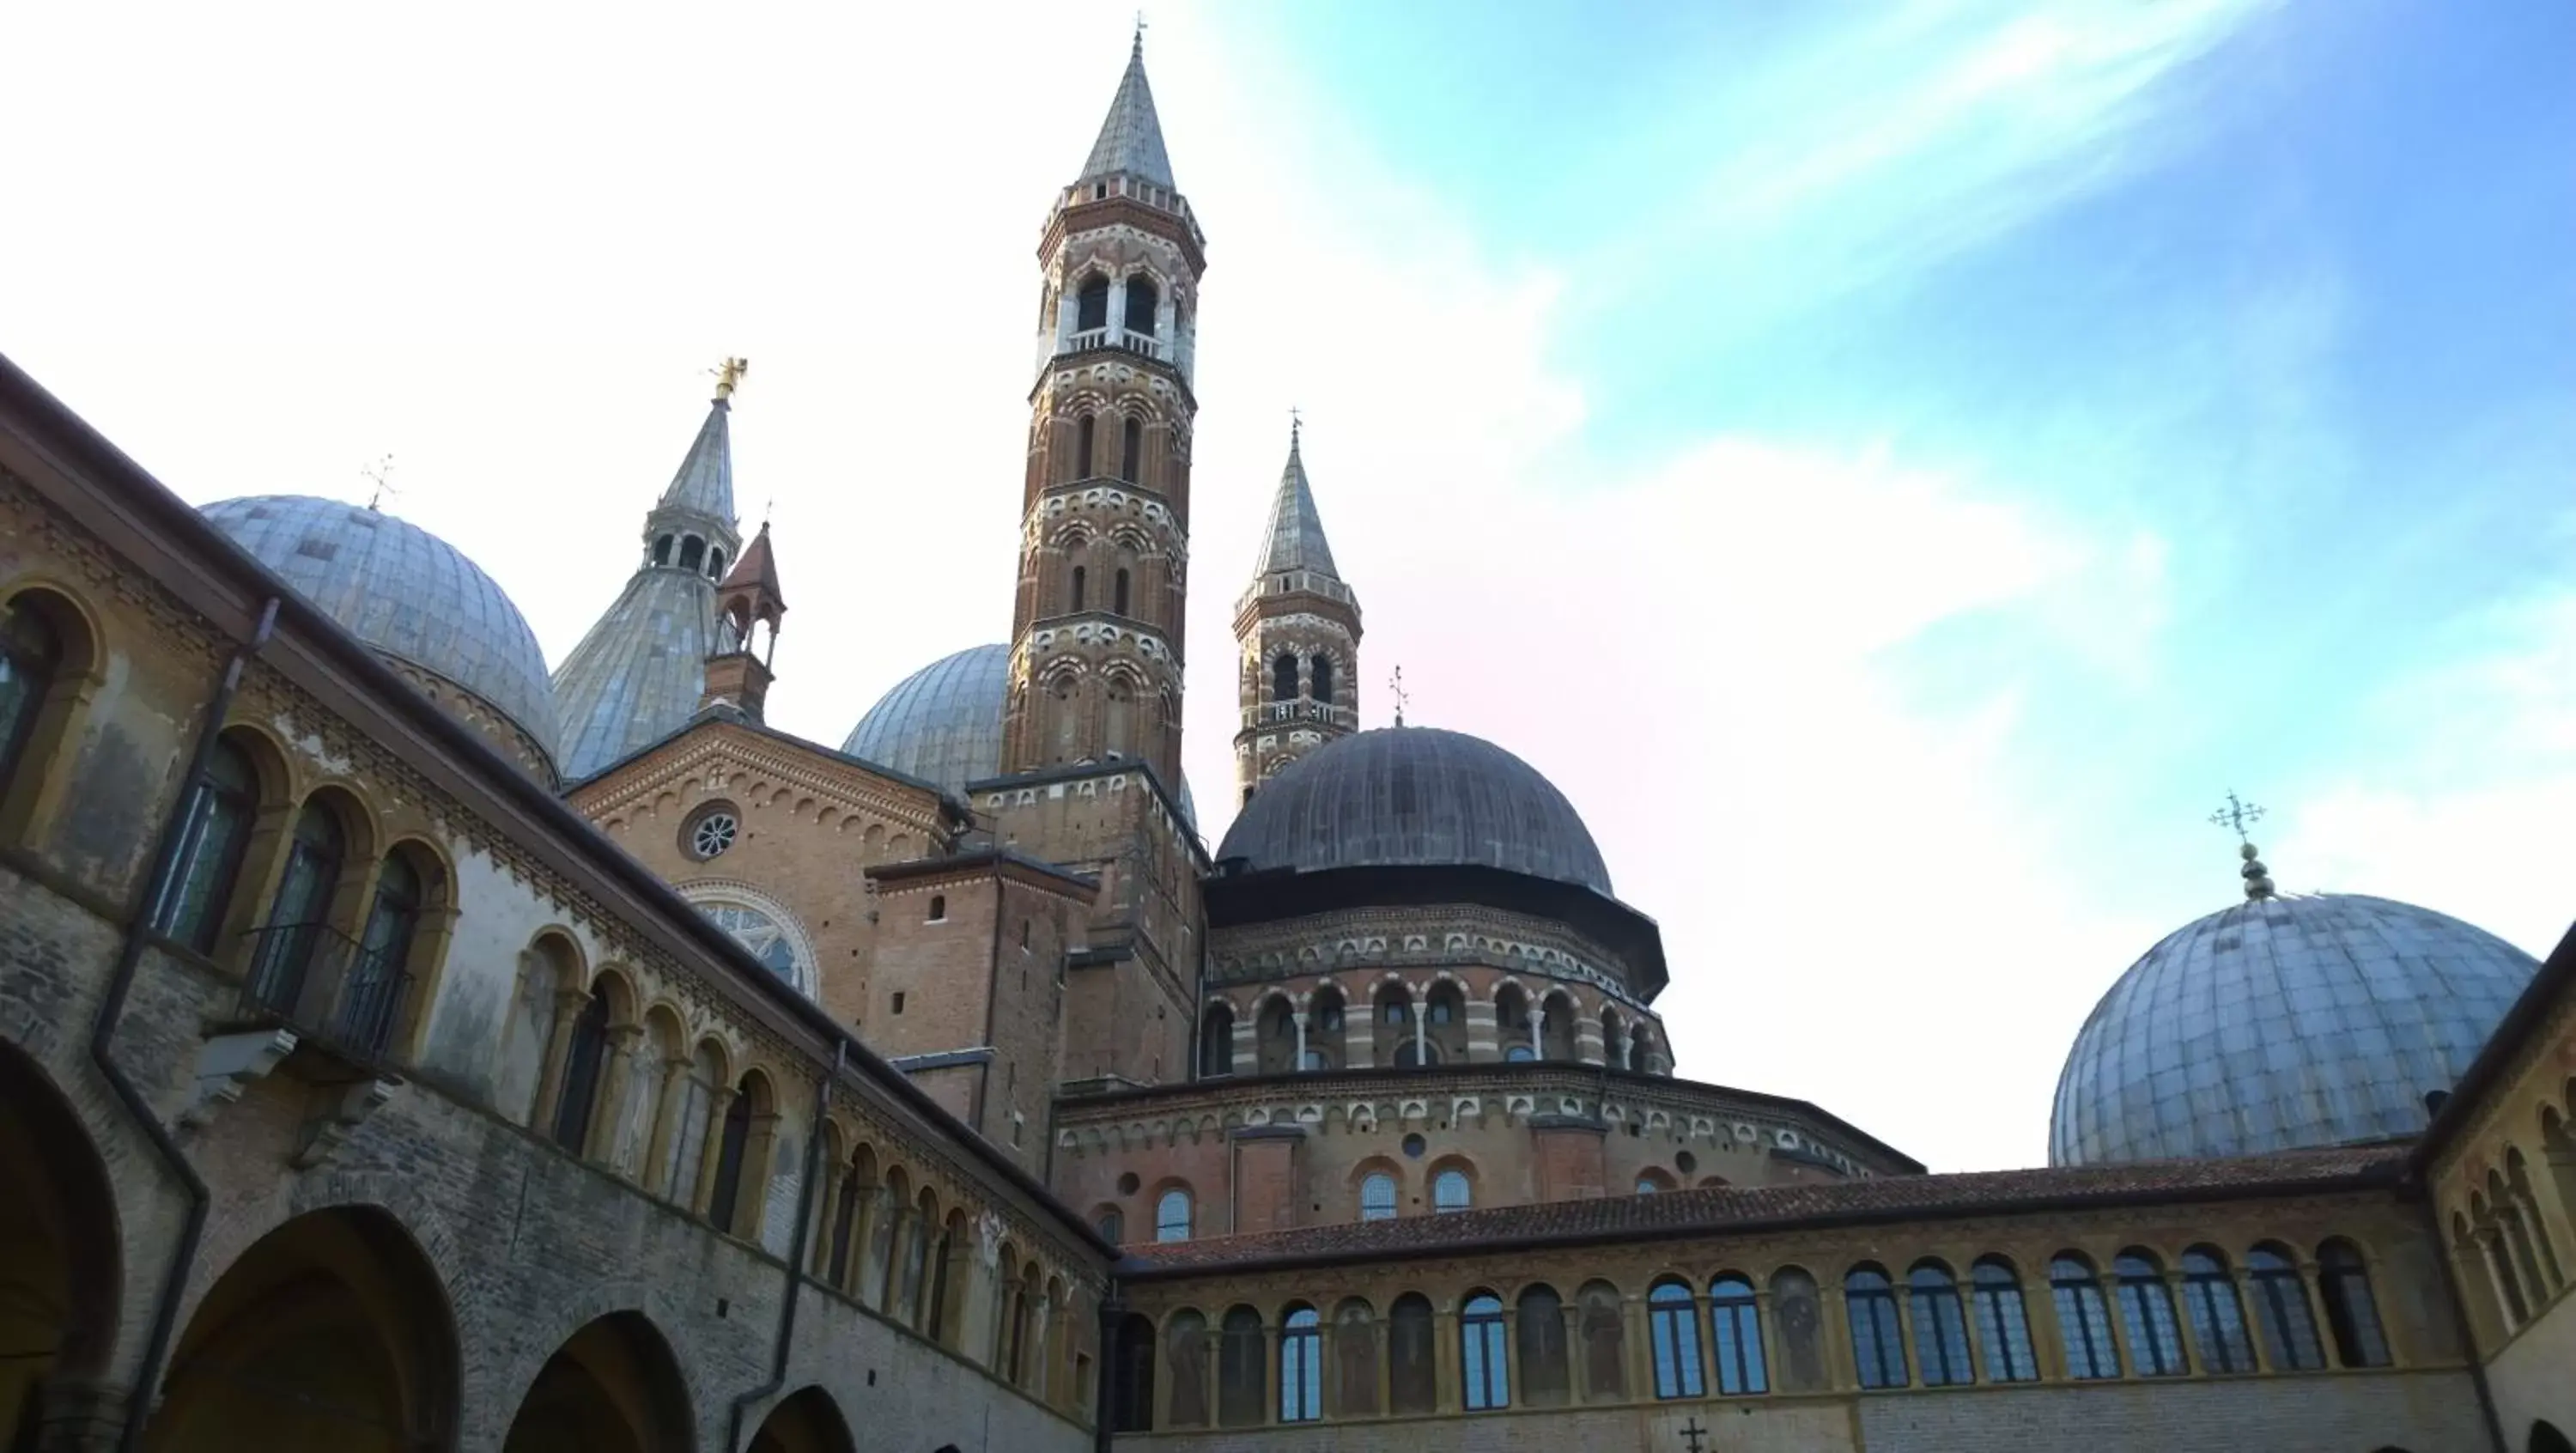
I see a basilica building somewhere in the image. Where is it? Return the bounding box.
[2,34,2573,1453]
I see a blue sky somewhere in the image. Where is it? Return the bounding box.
[1,0,2567,1169]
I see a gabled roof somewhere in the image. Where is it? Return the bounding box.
[1255,427,1339,579]
[1079,33,1175,189]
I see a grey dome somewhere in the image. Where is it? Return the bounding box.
[2050,892,2540,1166]
[843,642,1197,830]
[843,643,1009,792]
[1217,727,1612,894]
[204,495,559,766]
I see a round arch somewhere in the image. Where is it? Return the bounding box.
[0,1042,123,1444]
[501,1310,693,1453]
[680,878,819,998]
[143,1205,459,1452]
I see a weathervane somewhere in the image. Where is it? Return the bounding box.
[2208,790,2276,901]
[712,356,750,401]
[1388,665,1408,727]
[361,454,396,513]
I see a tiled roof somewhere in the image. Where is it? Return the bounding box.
[1119,1146,2403,1276]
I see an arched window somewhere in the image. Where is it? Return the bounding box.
[2248,1242,2327,1371]
[2317,1238,2391,1368]
[927,894,946,922]
[1908,1261,1973,1386]
[1217,1305,1263,1427]
[707,1076,758,1235]
[692,896,811,994]
[157,736,261,952]
[1113,567,1131,616]
[652,534,674,566]
[2050,1253,2119,1379]
[678,536,705,571]
[345,849,427,1052]
[1394,1040,1437,1068]
[1166,1309,1210,1428]
[1070,565,1087,612]
[2532,1421,2576,1453]
[899,1190,934,1325]
[1156,1188,1192,1243]
[248,799,349,1016]
[1273,653,1298,702]
[1255,996,1297,1077]
[707,547,725,579]
[1388,1293,1437,1415]
[1461,1292,1509,1410]
[1094,1207,1124,1244]
[1507,1045,1536,1063]
[1124,276,1158,337]
[1279,1304,1322,1422]
[1649,1280,1704,1398]
[829,1171,863,1286]
[0,594,67,809]
[1518,1284,1570,1407]
[1334,1298,1379,1417]
[1076,274,1109,332]
[1360,1172,1397,1222]
[1310,654,1334,706]
[1844,1265,1907,1389]
[665,1042,723,1206]
[2182,1245,2253,1372]
[1197,1003,1234,1078]
[1078,415,1097,478]
[1110,1314,1156,1432]
[1120,417,1140,483]
[1710,1274,1767,1395]
[2115,1249,2187,1377]
[552,983,611,1152]
[1433,1169,1471,1214]
[1971,1257,2038,1383]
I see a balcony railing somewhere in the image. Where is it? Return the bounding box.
[1063,328,1166,362]
[1242,701,1349,730]
[240,921,410,1064]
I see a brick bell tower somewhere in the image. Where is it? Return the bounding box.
[999,32,1206,795]
[1234,419,1361,804]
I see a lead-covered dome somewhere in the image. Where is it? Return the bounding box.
[1218,727,1612,894]
[842,643,1010,793]
[2050,891,2540,1166]
[204,495,559,770]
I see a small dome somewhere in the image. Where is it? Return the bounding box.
[2050,892,2540,1166]
[843,644,1008,793]
[1217,727,1612,894]
[204,495,558,767]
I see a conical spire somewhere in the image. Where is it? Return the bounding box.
[1255,420,1340,578]
[1079,30,1176,189]
[659,395,736,521]
[719,520,783,604]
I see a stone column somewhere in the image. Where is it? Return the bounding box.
[809,1161,847,1277]
[1292,1009,1307,1071]
[642,1055,691,1200]
[589,1024,643,1165]
[1622,1290,1655,1399]
[1412,989,1428,1067]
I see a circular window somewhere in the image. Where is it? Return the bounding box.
[1676,1150,1698,1174]
[1117,1171,1141,1195]
[1401,1133,1426,1159]
[686,809,738,860]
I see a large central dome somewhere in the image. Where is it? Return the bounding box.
[1218,727,1612,895]
[2050,891,2538,1166]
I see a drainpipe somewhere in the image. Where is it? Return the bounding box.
[727,1040,840,1452]
[88,596,276,1453]
[2418,1193,2510,1453]
[1092,1281,1123,1453]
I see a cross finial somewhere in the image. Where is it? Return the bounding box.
[1289,405,1302,447]
[1388,665,1408,727]
[2208,790,2277,901]
[361,453,396,513]
[712,356,750,401]
[1133,9,1147,51]
[2208,790,2266,844]
[760,496,774,532]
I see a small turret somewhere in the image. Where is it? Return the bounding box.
[1233,417,1362,805]
[702,521,787,720]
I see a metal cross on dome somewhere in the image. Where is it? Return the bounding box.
[2208,790,2267,844]
[1388,665,1408,727]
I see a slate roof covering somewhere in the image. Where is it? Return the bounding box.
[1216,726,1613,895]
[2051,892,2538,1167]
[1120,1146,2405,1275]
[658,396,736,519]
[1079,34,1175,189]
[1255,429,1339,579]
[842,643,1012,793]
[200,495,560,769]
[720,520,782,605]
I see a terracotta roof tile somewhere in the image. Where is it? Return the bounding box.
[1120,1146,2403,1276]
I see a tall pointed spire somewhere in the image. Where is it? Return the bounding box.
[1255,418,1341,579]
[1079,28,1176,189]
[551,367,750,781]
